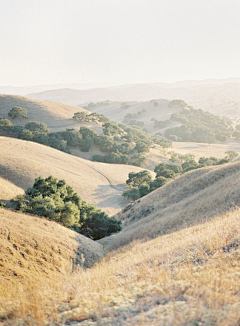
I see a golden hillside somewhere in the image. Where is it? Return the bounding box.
[0,95,89,132]
[0,208,103,322]
[1,209,240,325]
[100,160,240,250]
[0,176,24,201]
[0,137,152,215]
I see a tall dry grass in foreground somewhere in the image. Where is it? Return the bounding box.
[1,210,240,325]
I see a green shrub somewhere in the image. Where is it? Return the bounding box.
[14,176,121,240]
[0,201,6,208]
[0,119,12,126]
[8,107,28,119]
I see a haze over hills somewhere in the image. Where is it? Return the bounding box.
[0,137,152,215]
[27,79,240,117]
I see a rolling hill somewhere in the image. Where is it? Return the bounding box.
[28,79,240,117]
[0,208,103,322]
[100,159,240,250]
[0,95,89,132]
[82,99,181,134]
[0,137,153,215]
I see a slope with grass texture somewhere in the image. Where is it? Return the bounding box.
[2,209,240,325]
[0,176,24,202]
[0,95,90,132]
[0,208,103,322]
[100,160,240,250]
[0,137,153,215]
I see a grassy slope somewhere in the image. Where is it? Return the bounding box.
[83,99,181,135]
[0,95,91,132]
[0,208,103,322]
[100,160,240,250]
[2,209,240,325]
[0,137,153,215]
[0,176,24,201]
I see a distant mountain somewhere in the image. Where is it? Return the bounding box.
[27,79,240,117]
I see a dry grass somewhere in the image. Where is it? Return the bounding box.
[66,210,240,325]
[0,95,89,132]
[0,137,152,215]
[2,209,240,325]
[0,177,24,201]
[0,208,103,325]
[101,160,240,250]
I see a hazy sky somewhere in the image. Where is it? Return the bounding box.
[1,0,240,86]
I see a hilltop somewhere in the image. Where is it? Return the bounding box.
[28,80,240,117]
[0,95,89,132]
[100,159,240,250]
[0,137,152,215]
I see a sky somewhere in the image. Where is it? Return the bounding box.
[0,0,240,87]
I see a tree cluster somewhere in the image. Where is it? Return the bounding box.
[165,107,233,143]
[14,176,121,240]
[123,151,237,200]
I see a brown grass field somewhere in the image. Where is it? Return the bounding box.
[0,95,91,133]
[0,177,24,202]
[101,160,240,251]
[0,157,240,325]
[0,137,152,215]
[1,96,240,325]
[1,208,240,325]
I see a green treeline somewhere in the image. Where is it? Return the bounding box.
[123,152,238,200]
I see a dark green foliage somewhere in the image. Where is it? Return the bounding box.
[78,212,122,240]
[25,121,49,134]
[126,170,153,187]
[95,134,115,152]
[0,119,12,126]
[154,163,182,178]
[123,152,233,201]
[73,111,109,124]
[103,122,123,136]
[165,107,232,143]
[8,107,28,119]
[123,171,153,200]
[79,127,97,151]
[129,153,146,167]
[0,201,6,208]
[150,177,168,191]
[92,152,129,164]
[152,134,172,148]
[15,176,121,240]
[73,111,87,121]
[122,187,140,200]
[59,129,82,147]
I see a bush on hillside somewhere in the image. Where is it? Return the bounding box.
[0,119,12,126]
[14,176,121,240]
[25,121,49,135]
[165,107,232,143]
[8,107,28,119]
